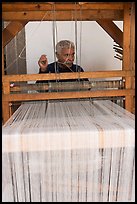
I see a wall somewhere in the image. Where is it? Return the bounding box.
[25,21,123,75]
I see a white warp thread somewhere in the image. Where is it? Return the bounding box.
[2,100,135,202]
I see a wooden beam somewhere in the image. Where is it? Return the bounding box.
[2,10,123,21]
[2,89,134,102]
[96,20,123,48]
[2,81,11,124]
[2,41,5,75]
[123,3,132,112]
[123,4,131,70]
[2,70,135,83]
[130,2,135,72]
[1,3,124,21]
[2,101,10,124]
[2,20,28,47]
[130,2,135,81]
[2,3,124,12]
[130,2,135,114]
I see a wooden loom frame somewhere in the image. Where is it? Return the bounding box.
[2,2,135,124]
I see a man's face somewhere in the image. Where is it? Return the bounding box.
[56,48,75,67]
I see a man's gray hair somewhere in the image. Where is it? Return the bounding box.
[56,40,75,54]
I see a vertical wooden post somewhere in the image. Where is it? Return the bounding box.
[130,2,135,114]
[2,81,11,124]
[123,3,132,112]
[2,101,11,125]
[2,41,5,75]
[2,40,11,124]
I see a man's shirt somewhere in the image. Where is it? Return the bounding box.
[37,62,87,83]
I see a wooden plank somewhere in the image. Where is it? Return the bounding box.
[2,10,123,21]
[3,21,28,47]
[96,20,123,48]
[2,89,135,102]
[2,3,124,12]
[2,70,135,83]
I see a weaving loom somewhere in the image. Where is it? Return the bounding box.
[2,2,135,202]
[2,99,135,202]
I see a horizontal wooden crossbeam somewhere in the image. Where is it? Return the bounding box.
[2,3,124,21]
[2,70,135,83]
[2,89,135,102]
[2,3,124,12]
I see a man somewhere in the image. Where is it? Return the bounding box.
[37,40,88,83]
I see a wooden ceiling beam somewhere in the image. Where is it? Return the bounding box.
[2,21,28,47]
[96,20,123,48]
[2,10,123,21]
[2,2,124,12]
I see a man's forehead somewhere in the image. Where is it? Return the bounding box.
[61,48,75,53]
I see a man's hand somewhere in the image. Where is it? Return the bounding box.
[38,54,48,72]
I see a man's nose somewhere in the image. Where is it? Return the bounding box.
[68,55,74,61]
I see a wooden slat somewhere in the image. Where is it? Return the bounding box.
[2,21,28,47]
[2,3,124,12]
[2,89,134,102]
[96,20,123,48]
[2,70,135,83]
[2,10,123,21]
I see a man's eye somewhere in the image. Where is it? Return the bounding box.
[64,54,74,57]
